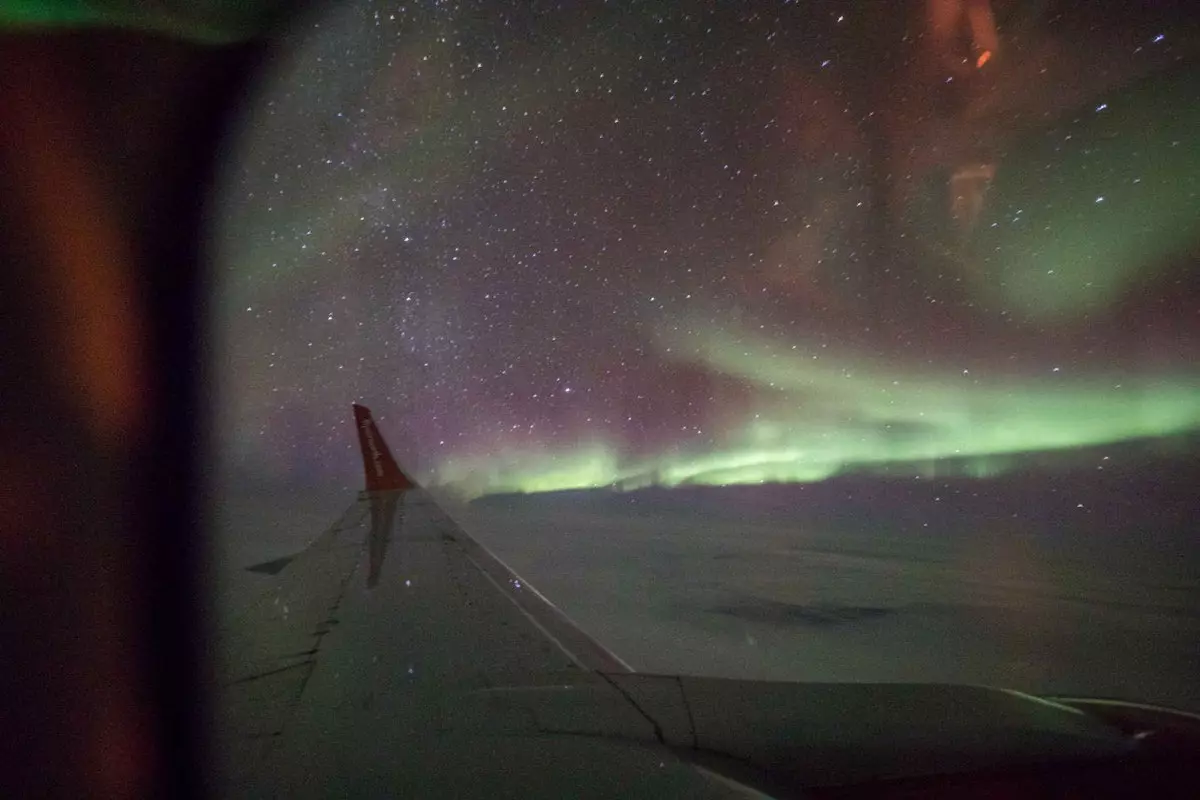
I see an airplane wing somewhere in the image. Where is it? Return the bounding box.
[214,405,1151,798]
[215,405,720,797]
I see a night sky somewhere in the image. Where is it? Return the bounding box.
[213,1,1200,499]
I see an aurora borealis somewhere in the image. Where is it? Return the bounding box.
[214,1,1200,499]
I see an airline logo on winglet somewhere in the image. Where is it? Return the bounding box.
[360,415,385,478]
[351,404,415,492]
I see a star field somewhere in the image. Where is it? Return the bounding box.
[214,1,1200,497]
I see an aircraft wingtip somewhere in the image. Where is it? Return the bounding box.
[351,402,415,492]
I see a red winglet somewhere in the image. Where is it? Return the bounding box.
[352,404,415,492]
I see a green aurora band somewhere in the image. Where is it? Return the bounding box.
[431,63,1200,500]
[966,61,1200,322]
[435,328,1200,499]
